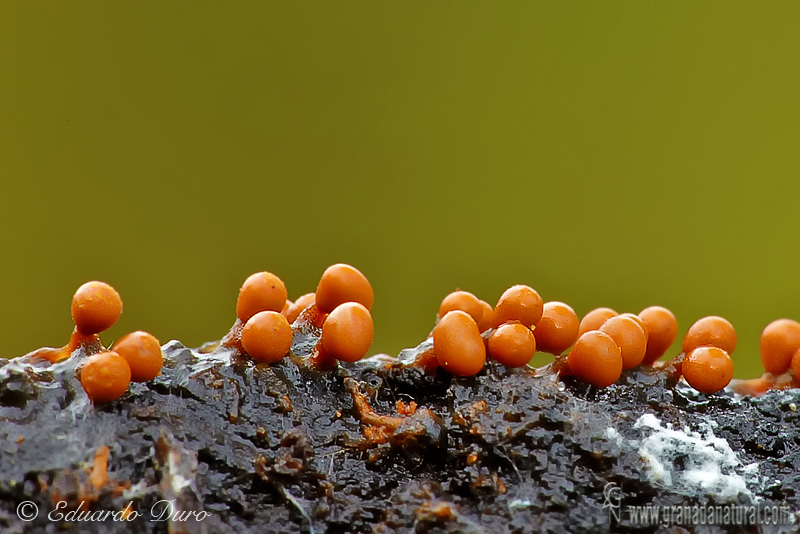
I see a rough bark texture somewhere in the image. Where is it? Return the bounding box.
[1,332,798,533]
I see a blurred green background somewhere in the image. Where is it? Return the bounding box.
[2,3,799,378]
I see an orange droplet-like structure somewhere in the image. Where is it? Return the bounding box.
[113,331,163,382]
[80,351,132,404]
[682,346,734,394]
[321,302,374,363]
[790,348,800,379]
[439,290,483,324]
[71,281,123,335]
[760,319,800,375]
[618,313,649,342]
[433,310,486,376]
[492,285,544,328]
[236,272,288,323]
[577,307,617,337]
[638,306,678,364]
[315,264,374,314]
[567,331,622,388]
[682,316,737,355]
[477,300,494,333]
[241,311,293,363]
[599,315,647,369]
[534,301,580,355]
[285,292,316,324]
[488,323,537,368]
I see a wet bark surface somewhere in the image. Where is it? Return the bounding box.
[1,332,798,533]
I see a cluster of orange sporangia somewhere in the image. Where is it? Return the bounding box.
[27,281,162,404]
[417,285,736,393]
[428,290,800,396]
[24,265,800,401]
[428,284,741,394]
[221,263,375,369]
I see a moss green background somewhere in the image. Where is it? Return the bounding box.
[2,3,799,378]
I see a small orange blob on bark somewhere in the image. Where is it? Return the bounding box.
[790,347,800,379]
[285,292,316,324]
[567,331,622,388]
[577,307,617,337]
[28,347,70,364]
[731,375,774,397]
[321,302,374,363]
[433,310,486,376]
[599,315,647,369]
[89,446,110,490]
[683,316,737,355]
[534,301,580,355]
[492,285,543,328]
[760,319,800,375]
[113,331,163,382]
[236,272,288,323]
[71,281,123,335]
[316,264,374,313]
[488,323,537,368]
[638,306,678,364]
[80,351,131,404]
[683,346,734,394]
[241,311,293,363]
[439,290,483,324]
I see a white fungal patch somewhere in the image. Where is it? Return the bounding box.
[633,413,757,501]
[605,427,623,445]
